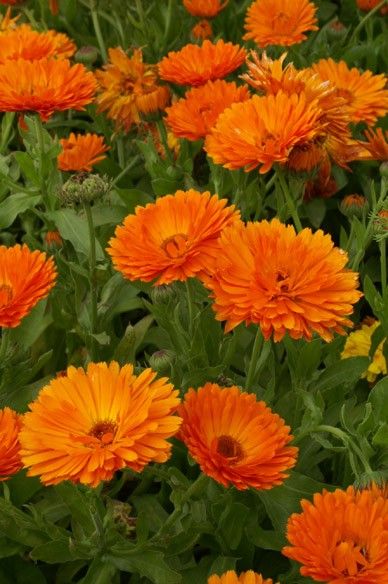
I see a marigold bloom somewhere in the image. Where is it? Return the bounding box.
[96,47,170,132]
[0,244,57,328]
[244,0,318,48]
[58,133,109,172]
[356,0,388,14]
[283,485,388,583]
[183,0,228,17]
[341,319,387,382]
[0,58,96,121]
[165,80,250,141]
[158,39,246,87]
[206,219,362,341]
[208,571,276,584]
[107,189,240,285]
[359,128,388,161]
[313,59,388,124]
[0,24,76,62]
[20,362,181,487]
[0,408,23,481]
[191,19,213,40]
[179,383,297,490]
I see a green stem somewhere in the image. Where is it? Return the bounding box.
[135,0,146,33]
[156,119,174,164]
[34,115,51,209]
[110,155,141,189]
[89,0,108,62]
[349,0,387,45]
[380,239,387,296]
[116,137,125,169]
[276,166,303,232]
[245,328,264,391]
[0,329,10,362]
[185,279,194,338]
[84,203,98,361]
[163,0,174,43]
[0,113,15,154]
[264,173,276,193]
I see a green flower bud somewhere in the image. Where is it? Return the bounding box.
[60,173,110,205]
[107,500,136,538]
[75,46,99,66]
[150,284,178,305]
[340,194,369,218]
[380,162,388,178]
[149,349,176,374]
[326,19,347,41]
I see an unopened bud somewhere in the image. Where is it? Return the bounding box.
[75,46,99,66]
[45,230,63,249]
[380,162,388,178]
[191,19,213,41]
[150,284,177,305]
[326,19,347,41]
[107,500,136,538]
[373,209,388,237]
[149,349,176,374]
[340,194,368,218]
[60,173,110,205]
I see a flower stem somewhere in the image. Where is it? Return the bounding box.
[185,279,194,338]
[380,239,387,296]
[245,327,264,391]
[84,203,98,361]
[0,329,10,362]
[110,155,141,189]
[0,113,15,154]
[89,0,107,62]
[349,0,387,45]
[276,166,303,232]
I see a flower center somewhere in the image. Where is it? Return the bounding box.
[216,435,243,463]
[332,540,369,576]
[272,12,291,33]
[336,88,354,104]
[275,270,290,293]
[0,284,13,307]
[89,420,117,445]
[161,233,189,259]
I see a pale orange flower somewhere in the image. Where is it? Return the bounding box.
[165,80,250,141]
[191,19,213,40]
[20,362,181,487]
[158,39,246,86]
[208,571,276,584]
[0,24,75,62]
[0,244,57,328]
[58,133,109,172]
[356,0,388,15]
[358,127,388,161]
[0,58,96,121]
[0,408,22,481]
[183,0,228,17]
[283,485,388,582]
[96,47,170,131]
[107,189,241,285]
[205,219,362,341]
[244,0,318,48]
[178,383,297,490]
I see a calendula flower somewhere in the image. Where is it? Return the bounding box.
[178,383,297,490]
[312,59,388,124]
[20,362,181,487]
[45,230,63,248]
[158,39,246,87]
[191,19,213,40]
[107,189,240,285]
[165,80,250,141]
[96,47,170,132]
[0,244,57,328]
[357,0,388,15]
[283,485,388,583]
[244,0,318,48]
[208,571,276,584]
[0,24,75,62]
[58,133,109,172]
[0,408,23,481]
[0,58,96,121]
[183,0,228,17]
[0,7,20,32]
[340,194,369,218]
[341,318,387,382]
[359,128,388,161]
[205,219,362,341]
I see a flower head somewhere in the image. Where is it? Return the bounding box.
[0,244,57,328]
[341,318,387,382]
[244,0,318,48]
[165,80,250,141]
[107,189,240,285]
[183,0,228,17]
[208,571,276,584]
[205,219,362,342]
[0,58,96,121]
[20,362,181,487]
[58,133,109,172]
[0,408,22,481]
[158,39,246,87]
[0,24,76,62]
[178,383,297,490]
[191,19,213,40]
[356,0,388,14]
[96,47,170,132]
[359,128,388,162]
[283,485,388,583]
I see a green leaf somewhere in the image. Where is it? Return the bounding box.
[217,502,249,550]
[372,423,388,447]
[244,525,284,551]
[0,192,41,229]
[53,483,96,537]
[50,208,104,261]
[0,537,24,559]
[368,376,388,423]
[13,152,40,187]
[30,539,91,563]
[207,556,238,577]
[108,547,181,584]
[314,357,370,392]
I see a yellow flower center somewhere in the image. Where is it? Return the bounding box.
[216,435,243,463]
[0,284,13,307]
[89,420,117,445]
[161,233,189,259]
[332,540,369,576]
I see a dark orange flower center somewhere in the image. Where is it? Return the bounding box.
[332,540,369,576]
[275,270,290,293]
[336,88,354,104]
[0,284,13,307]
[216,435,243,463]
[272,12,291,32]
[89,420,117,444]
[161,233,189,259]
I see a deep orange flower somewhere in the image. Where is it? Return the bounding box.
[283,485,388,583]
[0,58,96,121]
[20,362,181,487]
[191,19,213,40]
[178,383,297,490]
[165,80,250,141]
[313,59,388,124]
[244,0,318,48]
[183,0,228,17]
[0,244,57,328]
[107,189,240,285]
[205,219,362,341]
[358,128,388,161]
[0,408,22,481]
[356,0,388,15]
[158,39,246,87]
[0,24,75,62]
[96,47,170,132]
[58,133,109,172]
[208,571,276,584]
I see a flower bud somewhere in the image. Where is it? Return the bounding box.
[340,194,369,218]
[60,173,110,205]
[191,19,213,41]
[75,46,99,67]
[380,162,388,178]
[107,500,136,538]
[44,230,63,249]
[326,19,347,41]
[373,209,388,237]
[149,349,176,374]
[150,284,178,305]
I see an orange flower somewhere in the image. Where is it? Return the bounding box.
[312,59,388,124]
[0,244,57,328]
[158,39,246,87]
[208,571,276,584]
[205,219,362,341]
[205,92,322,174]
[191,19,213,40]
[0,408,22,481]
[45,230,63,248]
[183,0,228,17]
[283,485,388,583]
[178,383,297,490]
[0,58,96,121]
[96,47,170,132]
[244,0,318,48]
[356,0,388,15]
[165,80,250,141]
[359,127,388,161]
[58,133,109,172]
[107,189,240,285]
[0,24,76,62]
[20,362,181,487]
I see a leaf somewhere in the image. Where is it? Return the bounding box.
[368,376,388,423]
[372,423,388,447]
[0,192,41,229]
[217,502,250,550]
[53,483,96,537]
[207,556,238,577]
[13,152,40,186]
[108,547,181,584]
[30,539,91,563]
[50,208,104,261]
[314,357,370,392]
[0,537,24,559]
[244,525,284,551]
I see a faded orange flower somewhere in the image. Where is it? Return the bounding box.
[0,24,75,62]
[165,80,250,141]
[0,58,96,121]
[158,39,246,86]
[96,47,170,132]
[191,19,213,40]
[208,571,276,584]
[20,362,181,487]
[283,485,388,583]
[58,133,109,172]
[0,244,57,328]
[359,127,388,161]
[244,0,318,48]
[357,0,388,14]
[107,189,240,285]
[183,0,228,17]
[178,383,297,490]
[205,219,362,341]
[0,408,22,481]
